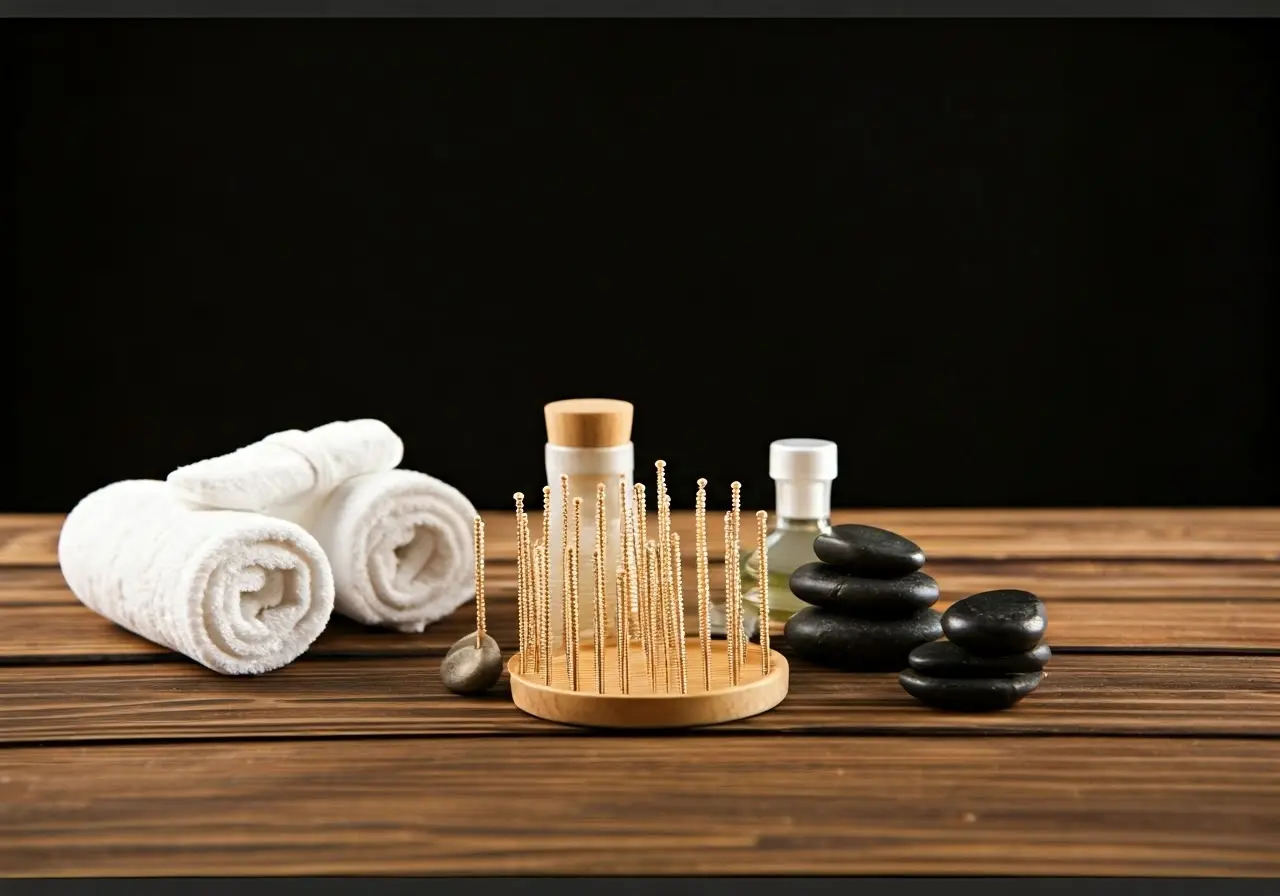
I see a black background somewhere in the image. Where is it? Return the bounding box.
[6,18,1278,513]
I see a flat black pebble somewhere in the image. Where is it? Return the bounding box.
[899,669,1043,711]
[942,589,1047,655]
[783,606,943,671]
[789,563,939,616]
[813,524,926,576]
[908,640,1052,677]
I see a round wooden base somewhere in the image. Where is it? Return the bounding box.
[507,637,789,729]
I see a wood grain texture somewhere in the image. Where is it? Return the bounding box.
[3,509,1278,878]
[3,565,1276,663]
[2,735,1277,877]
[7,509,1280,565]
[0,515,63,566]
[2,653,1276,745]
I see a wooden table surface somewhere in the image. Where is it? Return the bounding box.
[1,509,1278,877]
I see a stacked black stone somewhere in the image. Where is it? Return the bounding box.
[782,524,942,671]
[899,589,1051,711]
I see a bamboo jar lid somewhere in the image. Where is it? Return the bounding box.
[544,398,634,448]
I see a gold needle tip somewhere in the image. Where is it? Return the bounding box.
[635,483,645,493]
[655,459,666,469]
[514,492,524,501]
[757,510,767,519]
[731,481,741,490]
[697,478,707,488]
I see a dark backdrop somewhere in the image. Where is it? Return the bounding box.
[6,18,1278,512]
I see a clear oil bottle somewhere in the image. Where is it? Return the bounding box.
[740,438,838,637]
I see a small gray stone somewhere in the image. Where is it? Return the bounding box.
[789,563,939,617]
[813,524,926,576]
[908,640,1052,678]
[899,669,1043,711]
[942,589,1047,655]
[783,605,943,671]
[441,632,503,695]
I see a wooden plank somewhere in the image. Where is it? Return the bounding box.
[929,558,1280,599]
[1,735,1276,876]
[11,559,1280,609]
[0,567,73,606]
[2,564,1276,662]
[5,595,1277,661]
[0,606,443,662]
[1,654,1276,744]
[7,508,1280,566]
[838,507,1280,561]
[0,515,63,566]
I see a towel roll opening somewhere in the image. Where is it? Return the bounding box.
[189,528,334,665]
[312,469,478,632]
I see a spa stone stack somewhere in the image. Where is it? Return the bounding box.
[782,524,943,671]
[899,589,1050,711]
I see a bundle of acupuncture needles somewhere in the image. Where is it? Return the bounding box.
[496,460,789,729]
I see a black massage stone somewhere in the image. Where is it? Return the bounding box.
[784,605,943,672]
[812,523,926,577]
[789,563,939,617]
[898,669,1044,712]
[941,589,1047,655]
[907,640,1052,678]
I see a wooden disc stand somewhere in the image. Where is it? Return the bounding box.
[509,638,789,729]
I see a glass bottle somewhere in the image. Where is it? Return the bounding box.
[740,438,838,637]
[544,398,635,641]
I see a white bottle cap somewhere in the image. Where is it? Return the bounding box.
[770,438,837,520]
[769,438,838,482]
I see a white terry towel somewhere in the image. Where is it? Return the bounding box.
[58,480,335,675]
[168,420,478,633]
[165,419,407,519]
[309,468,478,632]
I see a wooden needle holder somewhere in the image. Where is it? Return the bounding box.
[501,458,789,730]
[507,640,788,729]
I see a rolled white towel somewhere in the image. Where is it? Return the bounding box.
[311,469,477,633]
[167,418,404,519]
[168,420,477,633]
[58,480,335,675]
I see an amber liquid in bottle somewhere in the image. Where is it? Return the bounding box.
[741,513,830,629]
[737,438,838,640]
